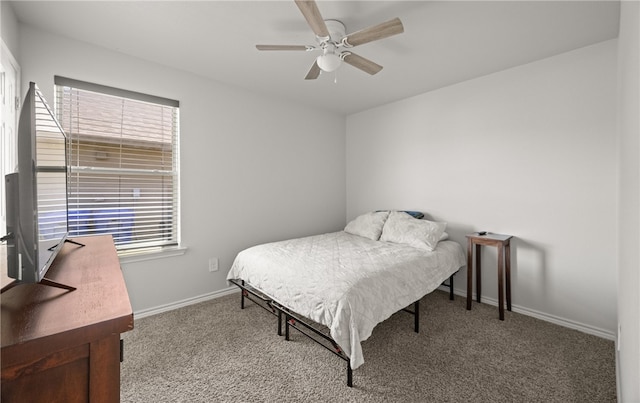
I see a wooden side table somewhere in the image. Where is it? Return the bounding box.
[466,232,513,320]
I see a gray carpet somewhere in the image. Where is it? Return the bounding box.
[120,290,616,402]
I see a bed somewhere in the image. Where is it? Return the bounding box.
[226,211,466,386]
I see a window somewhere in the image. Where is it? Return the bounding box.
[54,76,180,252]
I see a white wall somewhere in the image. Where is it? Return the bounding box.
[346,40,618,336]
[616,1,640,400]
[1,1,19,58]
[17,25,346,313]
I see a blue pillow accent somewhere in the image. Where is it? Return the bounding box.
[376,210,424,219]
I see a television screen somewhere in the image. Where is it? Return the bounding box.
[2,82,69,290]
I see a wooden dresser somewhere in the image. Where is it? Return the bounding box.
[1,235,134,402]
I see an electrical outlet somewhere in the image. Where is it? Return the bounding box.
[208,257,219,272]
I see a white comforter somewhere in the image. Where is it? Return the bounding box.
[226,231,466,370]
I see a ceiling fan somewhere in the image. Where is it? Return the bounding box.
[256,0,404,80]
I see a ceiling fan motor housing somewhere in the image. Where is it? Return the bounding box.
[320,19,347,44]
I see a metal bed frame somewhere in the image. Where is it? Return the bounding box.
[229,274,456,387]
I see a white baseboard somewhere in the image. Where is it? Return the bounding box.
[135,285,615,341]
[133,286,239,320]
[438,285,615,341]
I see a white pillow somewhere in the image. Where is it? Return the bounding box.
[344,211,390,240]
[380,211,447,251]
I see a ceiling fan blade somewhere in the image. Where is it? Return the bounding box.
[294,0,330,38]
[305,60,321,80]
[343,52,383,75]
[343,17,404,47]
[256,45,310,51]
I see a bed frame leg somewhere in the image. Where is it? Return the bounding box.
[450,274,454,300]
[347,361,353,387]
[278,310,283,336]
[285,314,290,341]
[414,301,420,333]
[240,280,245,309]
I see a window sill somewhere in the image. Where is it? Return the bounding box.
[118,245,188,264]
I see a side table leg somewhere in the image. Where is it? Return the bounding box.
[506,242,512,312]
[475,244,482,303]
[498,244,505,321]
[466,238,473,310]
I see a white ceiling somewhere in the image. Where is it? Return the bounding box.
[10,1,620,115]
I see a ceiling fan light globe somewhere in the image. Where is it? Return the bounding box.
[317,54,342,72]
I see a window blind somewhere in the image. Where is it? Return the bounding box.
[54,76,180,250]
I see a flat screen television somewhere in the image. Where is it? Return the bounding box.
[2,82,78,292]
